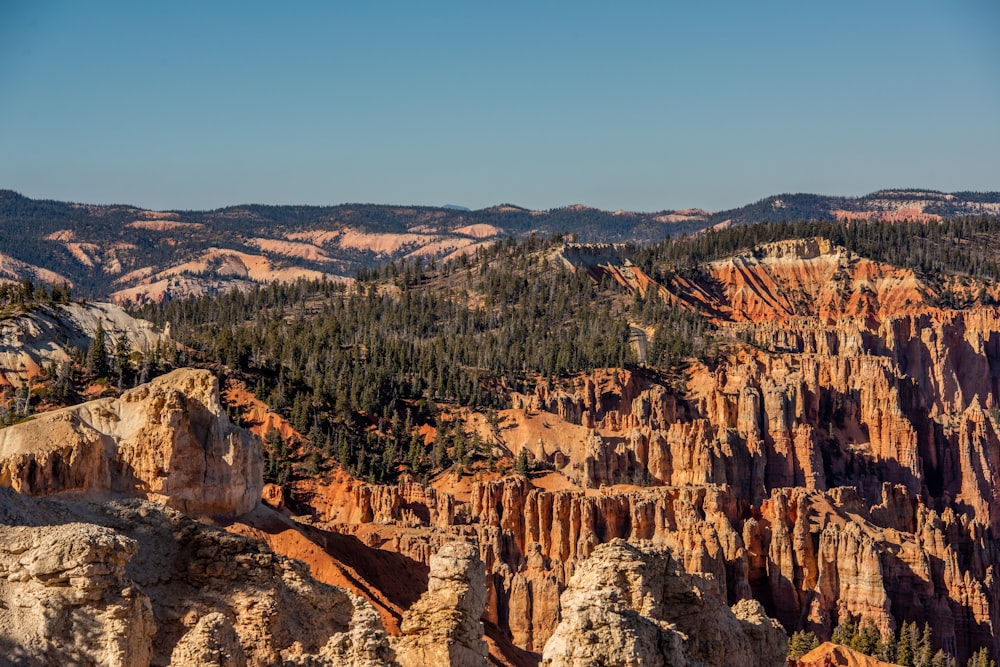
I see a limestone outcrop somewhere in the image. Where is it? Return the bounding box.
[393,541,489,667]
[0,368,262,517]
[0,518,155,666]
[540,539,786,667]
[170,613,247,667]
[0,487,394,667]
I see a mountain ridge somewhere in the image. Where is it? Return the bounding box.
[0,188,997,303]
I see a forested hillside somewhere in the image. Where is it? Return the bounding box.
[137,235,712,483]
[136,214,1000,488]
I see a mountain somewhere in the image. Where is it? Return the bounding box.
[704,189,1000,228]
[1,188,996,303]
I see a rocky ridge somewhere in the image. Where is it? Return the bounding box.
[0,487,393,667]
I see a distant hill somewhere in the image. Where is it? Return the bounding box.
[704,189,1000,228]
[0,188,995,302]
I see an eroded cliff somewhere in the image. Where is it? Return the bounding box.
[295,240,1000,664]
[0,487,393,667]
[0,368,262,517]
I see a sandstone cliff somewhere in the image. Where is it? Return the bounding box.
[0,368,262,517]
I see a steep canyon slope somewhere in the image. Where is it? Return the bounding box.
[279,238,1000,664]
[0,363,782,665]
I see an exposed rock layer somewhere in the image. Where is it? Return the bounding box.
[0,488,393,667]
[309,266,1000,664]
[0,368,262,517]
[540,539,787,667]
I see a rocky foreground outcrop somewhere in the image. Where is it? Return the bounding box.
[540,539,786,667]
[393,542,489,667]
[0,487,392,667]
[0,368,262,517]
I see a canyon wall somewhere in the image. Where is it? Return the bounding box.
[313,293,1000,662]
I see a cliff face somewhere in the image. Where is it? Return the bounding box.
[0,368,262,517]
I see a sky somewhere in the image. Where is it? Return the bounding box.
[0,1,998,213]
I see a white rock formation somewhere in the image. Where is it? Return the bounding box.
[0,488,395,667]
[0,368,262,517]
[393,541,489,667]
[541,538,787,667]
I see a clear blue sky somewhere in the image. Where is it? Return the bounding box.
[1,1,997,212]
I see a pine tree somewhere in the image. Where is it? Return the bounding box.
[832,617,858,646]
[114,335,132,390]
[967,647,995,667]
[876,634,896,664]
[516,447,531,476]
[87,322,109,379]
[787,631,820,660]
[850,621,880,656]
[930,649,952,667]
[898,622,916,667]
[337,431,350,469]
[917,623,934,667]
[433,427,449,469]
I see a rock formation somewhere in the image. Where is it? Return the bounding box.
[296,243,1000,664]
[170,613,248,667]
[0,301,170,386]
[540,539,786,667]
[393,541,489,667]
[0,487,394,667]
[793,642,897,667]
[0,516,155,666]
[0,368,262,517]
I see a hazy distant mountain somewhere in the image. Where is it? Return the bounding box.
[0,188,995,303]
[705,189,1000,228]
